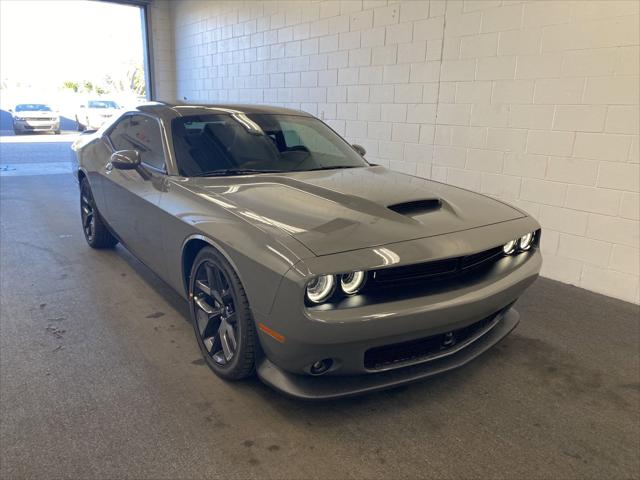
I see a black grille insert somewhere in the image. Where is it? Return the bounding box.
[371,246,504,286]
[364,314,498,370]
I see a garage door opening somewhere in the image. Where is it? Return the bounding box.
[0,0,150,138]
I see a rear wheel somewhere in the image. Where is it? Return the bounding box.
[80,178,117,248]
[189,247,257,380]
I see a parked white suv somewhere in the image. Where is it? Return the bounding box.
[76,99,122,131]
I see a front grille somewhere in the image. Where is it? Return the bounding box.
[26,117,53,121]
[364,313,499,370]
[371,246,504,286]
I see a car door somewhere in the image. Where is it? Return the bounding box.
[101,113,169,277]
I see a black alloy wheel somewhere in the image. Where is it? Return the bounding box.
[79,178,118,248]
[190,248,257,380]
[80,183,96,243]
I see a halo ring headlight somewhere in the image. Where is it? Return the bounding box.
[503,239,517,255]
[519,232,534,251]
[340,271,366,295]
[306,275,336,304]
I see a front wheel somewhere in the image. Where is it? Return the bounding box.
[80,178,118,249]
[189,247,257,380]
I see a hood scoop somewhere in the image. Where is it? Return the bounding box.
[388,198,442,217]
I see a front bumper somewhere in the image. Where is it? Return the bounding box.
[14,120,59,132]
[253,217,541,397]
[256,307,520,400]
[257,247,540,374]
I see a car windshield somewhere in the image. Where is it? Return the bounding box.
[15,104,52,112]
[88,100,118,109]
[172,113,368,177]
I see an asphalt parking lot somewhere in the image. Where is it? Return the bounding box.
[1,134,638,479]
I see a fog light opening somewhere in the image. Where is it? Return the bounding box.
[310,358,333,375]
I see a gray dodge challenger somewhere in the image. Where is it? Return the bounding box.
[72,102,541,399]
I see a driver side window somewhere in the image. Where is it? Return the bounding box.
[108,115,166,171]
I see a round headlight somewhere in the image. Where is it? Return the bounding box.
[306,275,336,304]
[519,232,534,251]
[503,240,517,255]
[340,271,366,295]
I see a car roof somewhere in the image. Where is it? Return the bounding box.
[135,102,313,119]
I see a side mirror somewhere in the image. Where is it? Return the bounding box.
[352,144,366,156]
[110,150,140,170]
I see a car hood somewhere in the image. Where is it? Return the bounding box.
[188,166,525,256]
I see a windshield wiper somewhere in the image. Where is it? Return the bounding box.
[303,165,363,172]
[195,168,284,177]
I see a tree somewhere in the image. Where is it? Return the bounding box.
[82,80,94,93]
[62,80,79,92]
[127,65,146,96]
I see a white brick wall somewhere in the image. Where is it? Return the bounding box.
[155,0,640,304]
[148,0,176,101]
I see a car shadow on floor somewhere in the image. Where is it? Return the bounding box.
[114,244,191,322]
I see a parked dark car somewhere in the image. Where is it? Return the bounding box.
[71,102,541,399]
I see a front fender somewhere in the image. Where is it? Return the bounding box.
[162,179,313,318]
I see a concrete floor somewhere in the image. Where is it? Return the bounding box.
[1,137,639,479]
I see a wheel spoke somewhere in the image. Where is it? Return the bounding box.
[203,336,215,352]
[195,280,212,297]
[194,295,215,315]
[219,322,234,362]
[194,296,223,340]
[213,268,226,293]
[225,323,237,350]
[205,264,225,305]
[196,309,211,337]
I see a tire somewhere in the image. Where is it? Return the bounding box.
[80,177,118,249]
[189,247,257,380]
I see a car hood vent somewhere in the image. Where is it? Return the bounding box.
[388,199,442,216]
